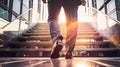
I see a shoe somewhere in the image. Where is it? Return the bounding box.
[50,45,63,58]
[50,35,63,59]
[65,52,72,59]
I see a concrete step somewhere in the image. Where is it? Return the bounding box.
[26,30,50,33]
[62,32,99,35]
[61,30,96,32]
[17,36,51,41]
[22,33,50,36]
[30,28,49,30]
[27,29,97,33]
[75,41,111,46]
[18,35,103,41]
[9,41,53,47]
[8,41,111,47]
[0,48,119,52]
[61,35,103,40]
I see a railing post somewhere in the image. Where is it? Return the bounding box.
[28,9,32,29]
[18,0,23,35]
[18,17,22,35]
[28,0,33,29]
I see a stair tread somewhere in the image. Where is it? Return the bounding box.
[10,41,53,46]
[62,30,98,31]
[26,31,50,33]
[78,32,99,35]
[62,32,99,35]
[75,41,110,45]
[0,48,119,51]
[61,35,103,39]
[23,33,50,36]
[9,41,111,46]
[27,30,50,33]
[30,28,50,30]
[18,36,104,41]
[76,36,103,39]
[65,48,120,51]
[0,48,52,51]
[30,30,97,33]
[20,35,102,39]
[18,36,51,40]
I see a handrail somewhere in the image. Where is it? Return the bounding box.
[87,7,120,46]
[1,8,33,29]
[85,7,120,32]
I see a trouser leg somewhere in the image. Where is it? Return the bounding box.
[48,20,61,43]
[48,0,62,43]
[66,23,78,53]
[63,1,78,53]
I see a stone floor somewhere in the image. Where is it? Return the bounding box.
[0,57,120,67]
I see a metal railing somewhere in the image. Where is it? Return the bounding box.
[87,7,120,29]
[0,8,33,35]
[86,7,120,47]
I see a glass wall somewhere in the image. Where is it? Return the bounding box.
[22,0,29,20]
[0,7,9,21]
[13,0,21,14]
[22,0,29,12]
[107,0,117,20]
[0,0,10,21]
[0,0,32,22]
[95,0,117,21]
[115,0,120,21]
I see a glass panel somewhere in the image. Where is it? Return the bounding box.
[0,7,9,21]
[87,7,120,46]
[13,0,21,14]
[22,0,29,12]
[0,0,37,58]
[3,8,32,32]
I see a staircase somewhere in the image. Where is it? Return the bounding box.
[0,22,120,57]
[61,22,120,57]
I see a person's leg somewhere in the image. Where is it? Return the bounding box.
[48,0,62,43]
[48,0,63,58]
[62,0,78,59]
